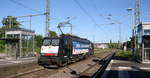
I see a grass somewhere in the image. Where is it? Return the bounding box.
[94,48,133,60]
[94,48,116,56]
[94,48,116,53]
[0,47,5,53]
[115,50,133,60]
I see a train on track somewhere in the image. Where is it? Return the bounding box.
[38,34,94,67]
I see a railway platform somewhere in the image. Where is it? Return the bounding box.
[103,59,150,78]
[0,57,37,66]
[0,57,40,78]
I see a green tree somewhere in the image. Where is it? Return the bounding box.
[123,36,135,50]
[0,27,5,53]
[2,16,20,28]
[48,30,58,37]
[0,16,20,38]
[34,35,43,52]
[35,35,43,48]
[0,16,20,53]
[0,40,5,53]
[0,28,5,38]
[108,43,120,49]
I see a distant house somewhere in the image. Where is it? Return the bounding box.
[94,43,109,49]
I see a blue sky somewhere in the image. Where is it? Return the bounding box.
[0,0,149,43]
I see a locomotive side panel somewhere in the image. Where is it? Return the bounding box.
[72,41,90,55]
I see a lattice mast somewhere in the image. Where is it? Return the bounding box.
[135,0,141,26]
[45,0,50,37]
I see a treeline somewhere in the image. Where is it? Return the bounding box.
[108,37,134,50]
[107,40,122,49]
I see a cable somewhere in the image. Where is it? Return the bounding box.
[73,0,97,25]
[72,0,109,36]
[89,0,102,14]
[106,17,122,43]
[9,0,41,13]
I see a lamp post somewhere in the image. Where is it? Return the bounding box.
[127,8,136,55]
[127,8,135,40]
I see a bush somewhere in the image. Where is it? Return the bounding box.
[0,40,5,53]
[115,50,133,59]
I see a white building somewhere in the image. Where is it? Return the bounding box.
[94,43,108,49]
[137,22,150,63]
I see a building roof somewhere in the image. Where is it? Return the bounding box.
[142,22,150,25]
[5,27,35,33]
[5,27,35,35]
[138,22,150,30]
[0,38,19,42]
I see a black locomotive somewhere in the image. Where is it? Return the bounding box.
[38,34,94,67]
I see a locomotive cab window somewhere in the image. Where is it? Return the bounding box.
[43,38,60,46]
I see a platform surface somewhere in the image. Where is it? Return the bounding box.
[0,57,37,67]
[103,59,150,78]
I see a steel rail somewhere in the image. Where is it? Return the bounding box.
[92,53,115,78]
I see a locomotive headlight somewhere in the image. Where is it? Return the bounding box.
[64,56,67,57]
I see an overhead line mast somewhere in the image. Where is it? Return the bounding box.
[45,0,50,37]
[134,0,141,52]
[135,0,141,26]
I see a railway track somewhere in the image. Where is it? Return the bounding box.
[11,68,55,78]
[92,53,115,78]
[8,52,114,78]
[10,56,94,78]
